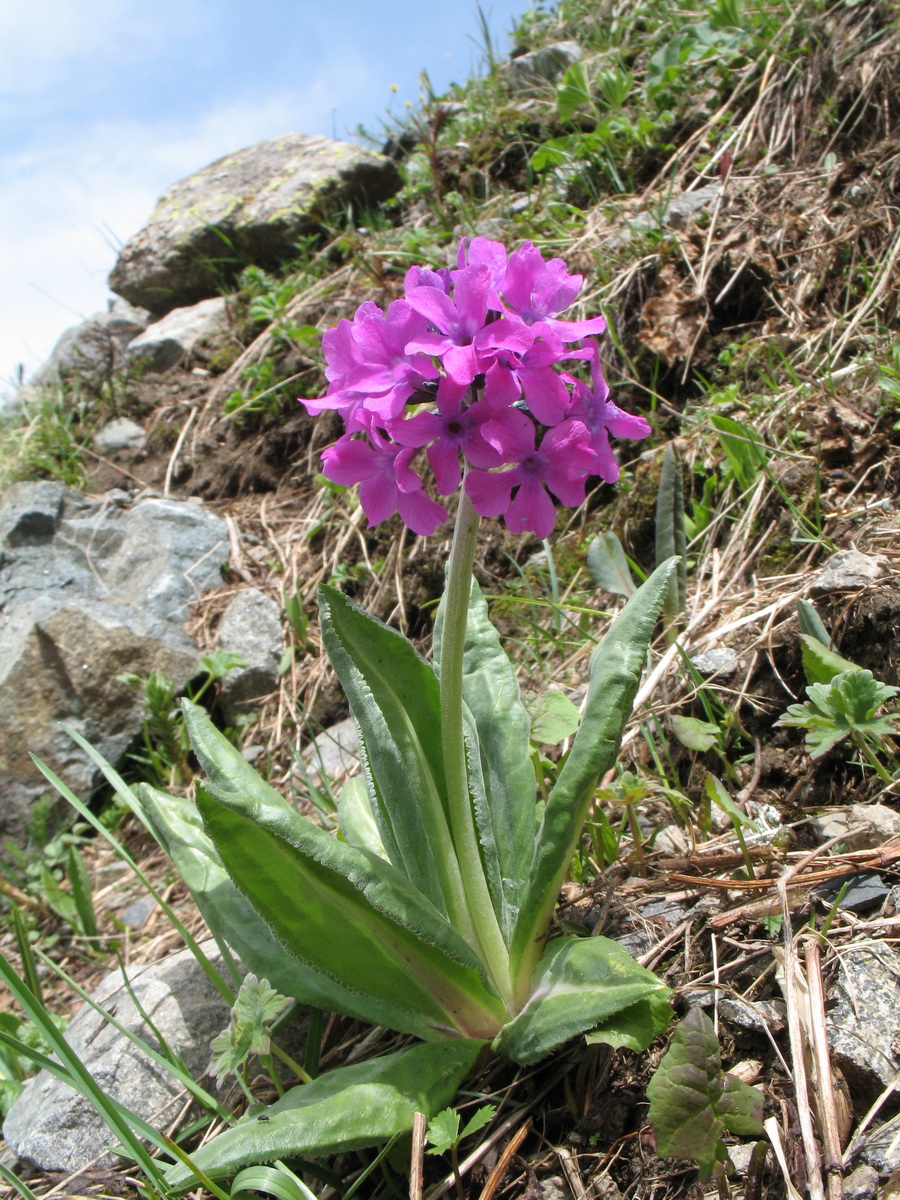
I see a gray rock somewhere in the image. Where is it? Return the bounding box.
[664,184,722,230]
[842,1163,880,1198]
[826,943,900,1097]
[854,1113,900,1175]
[216,587,283,723]
[126,296,231,373]
[33,299,150,388]
[811,549,886,594]
[2,943,232,1172]
[298,715,360,789]
[689,646,739,677]
[0,481,228,846]
[93,417,146,453]
[119,896,157,928]
[109,133,403,313]
[810,804,900,850]
[506,41,582,94]
[719,997,786,1033]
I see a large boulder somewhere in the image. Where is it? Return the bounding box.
[109,133,403,313]
[0,482,229,847]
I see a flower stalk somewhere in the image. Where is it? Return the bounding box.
[439,481,514,1010]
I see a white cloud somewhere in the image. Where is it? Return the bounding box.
[0,58,375,394]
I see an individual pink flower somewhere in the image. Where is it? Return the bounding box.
[388,377,502,494]
[466,415,596,538]
[500,242,608,343]
[321,421,448,536]
[405,264,533,387]
[564,342,651,482]
[299,299,438,430]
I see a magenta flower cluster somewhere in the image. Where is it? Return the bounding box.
[299,237,651,538]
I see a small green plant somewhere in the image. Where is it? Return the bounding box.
[119,651,247,787]
[648,1006,764,1180]
[0,388,87,489]
[427,1101,497,1199]
[210,974,308,1101]
[779,669,900,783]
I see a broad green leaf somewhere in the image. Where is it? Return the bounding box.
[139,783,453,1038]
[183,700,294,819]
[434,577,536,944]
[586,532,636,597]
[709,415,768,491]
[647,1007,763,1180]
[197,786,508,1038]
[510,559,678,997]
[165,1040,484,1189]
[337,776,387,859]
[528,690,581,746]
[585,996,674,1051]
[318,585,463,921]
[493,936,671,1065]
[556,61,592,121]
[799,633,860,686]
[655,444,687,620]
[671,715,719,753]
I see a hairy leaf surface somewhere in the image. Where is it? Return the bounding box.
[165,1040,484,1189]
[493,936,670,1064]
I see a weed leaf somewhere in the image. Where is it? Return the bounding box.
[647,1006,764,1180]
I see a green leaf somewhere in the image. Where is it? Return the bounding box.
[556,61,592,121]
[494,936,671,1065]
[654,444,687,619]
[318,585,462,921]
[460,1103,497,1140]
[139,783,449,1036]
[796,599,830,647]
[705,775,755,829]
[433,577,536,944]
[527,690,581,746]
[779,669,900,758]
[647,1007,764,1180]
[337,776,387,859]
[164,1040,484,1189]
[585,996,673,1052]
[211,974,291,1085]
[196,785,508,1039]
[510,559,678,997]
[709,415,768,491]
[66,845,98,939]
[671,715,719,753]
[586,532,636,597]
[799,633,860,686]
[426,1108,461,1155]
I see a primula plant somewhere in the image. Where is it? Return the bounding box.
[136,238,679,1187]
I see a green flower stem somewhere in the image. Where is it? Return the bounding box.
[440,486,514,1011]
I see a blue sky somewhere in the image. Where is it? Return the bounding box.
[0,0,532,398]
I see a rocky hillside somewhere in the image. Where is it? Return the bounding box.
[2,0,900,1196]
